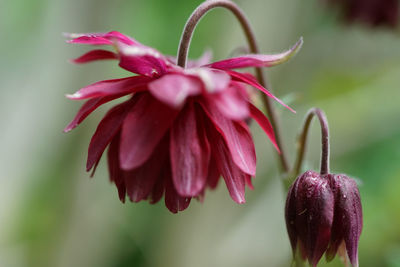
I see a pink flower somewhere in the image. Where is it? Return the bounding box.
[64,31,302,213]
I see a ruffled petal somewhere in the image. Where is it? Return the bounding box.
[208,38,303,69]
[117,42,169,77]
[87,100,131,171]
[170,102,210,197]
[124,136,169,202]
[107,133,126,203]
[206,155,220,189]
[66,76,151,100]
[71,49,118,63]
[200,100,256,176]
[208,127,246,204]
[184,68,231,93]
[227,70,295,113]
[212,83,249,120]
[148,74,202,108]
[67,31,170,77]
[64,94,125,132]
[248,103,279,152]
[165,167,191,213]
[119,93,179,170]
[65,31,136,45]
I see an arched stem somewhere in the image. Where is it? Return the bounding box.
[293,108,330,176]
[177,0,289,172]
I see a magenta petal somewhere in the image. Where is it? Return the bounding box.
[87,101,131,171]
[72,49,118,63]
[67,76,151,100]
[209,38,303,69]
[64,94,126,132]
[66,31,136,46]
[148,74,202,108]
[149,174,165,204]
[67,36,112,45]
[119,93,179,170]
[165,169,191,213]
[206,155,220,189]
[209,129,246,204]
[170,103,210,197]
[201,100,256,176]
[118,42,169,77]
[212,84,249,120]
[124,138,169,202]
[227,70,295,113]
[248,103,280,152]
[186,68,230,93]
[107,133,126,203]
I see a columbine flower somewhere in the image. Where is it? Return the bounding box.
[64,31,302,213]
[326,0,399,28]
[285,170,363,267]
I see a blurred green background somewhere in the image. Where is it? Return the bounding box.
[1,0,400,266]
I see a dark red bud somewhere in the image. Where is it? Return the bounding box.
[285,171,363,267]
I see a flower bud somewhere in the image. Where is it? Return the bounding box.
[285,170,362,267]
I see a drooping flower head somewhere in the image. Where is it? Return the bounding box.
[285,170,363,267]
[64,31,302,213]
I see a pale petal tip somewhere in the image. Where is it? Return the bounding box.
[63,127,72,133]
[273,37,304,66]
[291,37,303,56]
[63,32,83,38]
[65,93,81,99]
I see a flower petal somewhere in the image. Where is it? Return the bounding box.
[64,94,126,132]
[148,74,202,108]
[208,127,246,204]
[295,171,334,267]
[170,102,210,197]
[66,76,151,100]
[208,38,303,69]
[212,83,249,120]
[124,136,169,202]
[329,174,363,267]
[87,100,131,171]
[206,155,220,189]
[118,42,169,77]
[285,177,301,255]
[107,133,126,203]
[184,68,231,93]
[248,103,279,152]
[200,100,256,176]
[226,70,295,113]
[165,168,191,213]
[149,173,165,204]
[119,93,179,170]
[71,49,118,63]
[65,31,136,45]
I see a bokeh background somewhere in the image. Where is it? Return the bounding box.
[1,0,400,266]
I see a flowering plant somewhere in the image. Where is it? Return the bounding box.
[64,0,363,266]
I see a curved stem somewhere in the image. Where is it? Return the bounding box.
[293,108,330,176]
[177,0,289,172]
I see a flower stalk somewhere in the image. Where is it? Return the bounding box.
[177,0,290,173]
[293,108,330,178]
